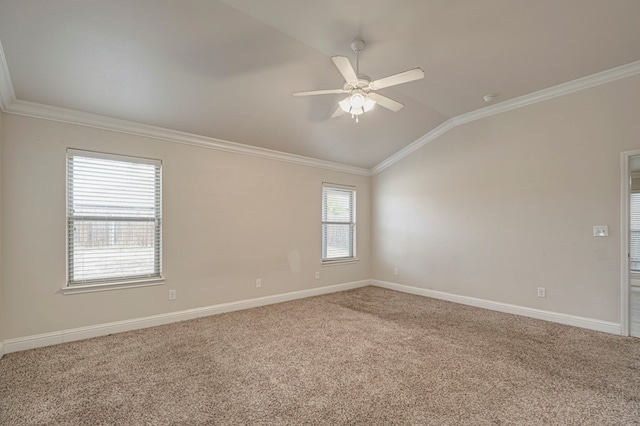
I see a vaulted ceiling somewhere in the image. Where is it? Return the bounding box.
[0,0,639,169]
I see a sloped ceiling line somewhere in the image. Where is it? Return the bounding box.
[371,60,640,174]
[0,39,15,110]
[0,36,638,177]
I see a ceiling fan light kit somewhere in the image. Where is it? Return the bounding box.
[339,90,376,123]
[292,39,424,123]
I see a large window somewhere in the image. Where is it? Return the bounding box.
[66,149,162,289]
[322,184,356,262]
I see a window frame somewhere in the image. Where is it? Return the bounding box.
[321,183,357,265]
[631,191,640,274]
[63,149,164,295]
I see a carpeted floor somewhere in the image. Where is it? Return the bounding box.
[1,286,640,425]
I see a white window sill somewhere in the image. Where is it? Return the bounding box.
[322,258,359,267]
[62,277,165,295]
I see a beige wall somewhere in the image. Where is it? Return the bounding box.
[372,74,640,323]
[4,73,639,342]
[2,114,370,339]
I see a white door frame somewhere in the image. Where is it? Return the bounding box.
[620,149,640,336]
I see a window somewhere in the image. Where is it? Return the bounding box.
[66,149,162,290]
[631,192,640,272]
[322,184,356,262]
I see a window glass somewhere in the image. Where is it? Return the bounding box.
[322,185,356,261]
[67,150,162,285]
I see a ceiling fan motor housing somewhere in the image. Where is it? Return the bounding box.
[343,78,372,92]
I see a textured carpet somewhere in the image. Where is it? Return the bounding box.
[1,286,640,425]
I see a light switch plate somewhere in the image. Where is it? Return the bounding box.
[593,225,609,237]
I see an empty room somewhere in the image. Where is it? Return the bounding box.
[1,1,640,424]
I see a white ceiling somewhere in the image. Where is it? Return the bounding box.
[0,0,639,169]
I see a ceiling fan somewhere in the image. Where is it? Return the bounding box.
[292,40,424,122]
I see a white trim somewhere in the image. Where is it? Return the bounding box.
[321,259,359,266]
[67,148,162,167]
[620,150,640,336]
[0,341,4,359]
[0,38,15,111]
[372,60,640,174]
[2,280,370,354]
[61,277,165,295]
[322,182,356,190]
[4,100,371,177]
[372,280,621,335]
[371,120,456,174]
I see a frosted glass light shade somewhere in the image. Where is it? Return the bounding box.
[339,93,376,115]
[339,97,351,112]
[350,93,365,108]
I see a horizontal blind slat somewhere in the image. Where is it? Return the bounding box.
[68,151,162,285]
[322,186,356,260]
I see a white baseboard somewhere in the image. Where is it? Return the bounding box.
[2,280,370,354]
[372,280,621,335]
[3,279,622,354]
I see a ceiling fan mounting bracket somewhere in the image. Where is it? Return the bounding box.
[351,39,365,54]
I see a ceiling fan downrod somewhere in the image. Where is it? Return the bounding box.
[351,39,365,77]
[351,40,366,123]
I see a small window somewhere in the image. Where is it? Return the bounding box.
[66,149,162,288]
[322,184,356,262]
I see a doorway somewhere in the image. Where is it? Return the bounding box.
[622,150,640,338]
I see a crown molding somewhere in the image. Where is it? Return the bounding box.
[372,60,640,175]
[1,24,639,178]
[371,119,456,174]
[5,100,371,176]
[0,38,369,176]
[0,38,16,111]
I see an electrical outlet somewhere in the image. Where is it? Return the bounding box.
[256,279,262,288]
[394,268,399,276]
[315,272,320,280]
[168,290,176,301]
[537,287,546,298]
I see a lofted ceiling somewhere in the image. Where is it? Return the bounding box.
[0,0,639,169]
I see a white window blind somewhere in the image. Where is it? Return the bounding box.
[631,193,640,272]
[322,185,356,261]
[67,150,162,285]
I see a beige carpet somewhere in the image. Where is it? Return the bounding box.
[1,286,639,425]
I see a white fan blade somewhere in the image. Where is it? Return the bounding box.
[292,89,346,97]
[331,56,358,84]
[369,92,404,112]
[331,107,346,118]
[370,68,424,90]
